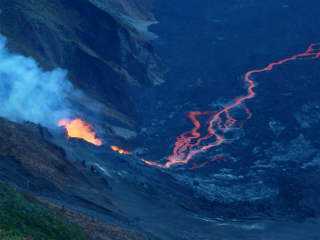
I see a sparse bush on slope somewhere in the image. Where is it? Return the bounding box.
[0,182,86,240]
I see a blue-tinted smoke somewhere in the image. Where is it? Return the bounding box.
[0,35,74,127]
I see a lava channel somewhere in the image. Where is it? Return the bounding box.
[144,43,320,168]
[111,145,131,155]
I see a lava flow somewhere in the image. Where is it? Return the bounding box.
[58,118,103,146]
[144,43,320,168]
[111,145,131,155]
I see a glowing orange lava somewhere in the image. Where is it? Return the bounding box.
[111,146,131,155]
[58,118,102,146]
[143,43,320,168]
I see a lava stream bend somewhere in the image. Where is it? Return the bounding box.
[144,43,320,168]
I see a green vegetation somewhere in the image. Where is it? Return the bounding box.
[0,182,86,240]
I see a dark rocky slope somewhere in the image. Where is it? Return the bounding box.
[90,0,155,22]
[0,0,161,125]
[0,117,162,239]
[0,181,86,240]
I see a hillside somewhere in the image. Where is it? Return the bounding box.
[0,182,85,240]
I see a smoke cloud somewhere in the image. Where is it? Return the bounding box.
[0,34,74,127]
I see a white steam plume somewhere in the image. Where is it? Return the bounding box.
[0,34,74,127]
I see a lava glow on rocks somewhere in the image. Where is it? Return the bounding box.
[58,44,320,169]
[58,118,102,146]
[143,43,320,168]
[110,146,131,155]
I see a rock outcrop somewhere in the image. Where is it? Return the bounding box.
[0,0,161,124]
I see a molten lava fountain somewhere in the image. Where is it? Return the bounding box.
[58,118,102,146]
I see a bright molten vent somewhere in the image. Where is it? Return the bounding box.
[111,146,130,155]
[58,118,102,146]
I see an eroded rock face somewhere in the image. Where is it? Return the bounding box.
[89,0,155,21]
[0,0,161,123]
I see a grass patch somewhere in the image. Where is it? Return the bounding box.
[0,182,86,240]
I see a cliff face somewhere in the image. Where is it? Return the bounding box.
[0,0,161,123]
[89,0,155,21]
[89,0,158,41]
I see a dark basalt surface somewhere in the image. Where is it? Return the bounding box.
[0,0,161,121]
